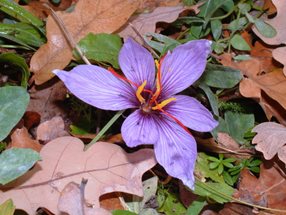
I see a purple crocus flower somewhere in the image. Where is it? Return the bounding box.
[53,38,218,189]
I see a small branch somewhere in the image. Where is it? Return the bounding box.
[44,4,91,65]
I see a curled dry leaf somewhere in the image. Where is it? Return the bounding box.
[220,54,286,125]
[0,136,156,214]
[253,0,286,75]
[36,116,69,142]
[233,163,286,214]
[118,2,201,42]
[30,0,140,85]
[10,127,42,152]
[252,122,286,164]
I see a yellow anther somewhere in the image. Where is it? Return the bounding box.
[155,60,160,69]
[136,80,147,104]
[152,97,176,110]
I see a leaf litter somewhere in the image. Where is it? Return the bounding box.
[1,0,286,214]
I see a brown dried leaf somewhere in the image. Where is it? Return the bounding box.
[30,0,140,85]
[220,54,286,124]
[253,0,286,75]
[119,4,185,41]
[0,136,156,214]
[252,122,286,164]
[10,127,42,152]
[58,181,109,215]
[36,116,69,142]
[233,163,286,214]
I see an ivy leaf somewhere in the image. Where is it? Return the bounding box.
[0,86,29,141]
[0,148,40,185]
[0,199,15,215]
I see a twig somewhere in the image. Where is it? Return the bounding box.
[44,4,91,65]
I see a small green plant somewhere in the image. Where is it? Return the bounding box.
[0,141,7,152]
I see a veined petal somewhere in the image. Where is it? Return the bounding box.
[121,110,158,147]
[154,116,197,189]
[119,38,155,89]
[53,65,137,111]
[165,95,218,132]
[160,40,211,97]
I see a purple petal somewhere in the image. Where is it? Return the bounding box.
[165,95,218,132]
[53,65,137,111]
[119,38,155,89]
[154,116,197,189]
[160,40,211,97]
[121,110,158,147]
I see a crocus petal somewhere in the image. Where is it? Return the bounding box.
[119,38,155,89]
[121,110,159,147]
[160,40,211,97]
[53,65,137,111]
[165,95,218,132]
[154,116,197,189]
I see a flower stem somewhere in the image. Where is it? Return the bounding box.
[84,110,125,151]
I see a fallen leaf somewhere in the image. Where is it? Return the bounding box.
[219,54,286,124]
[27,80,68,123]
[233,162,286,214]
[9,127,42,152]
[252,122,286,164]
[118,3,201,42]
[253,0,286,75]
[36,116,69,142]
[30,0,140,85]
[23,111,41,130]
[0,136,156,214]
[58,181,110,215]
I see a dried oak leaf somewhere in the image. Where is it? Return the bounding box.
[118,3,201,42]
[36,116,69,142]
[233,163,286,214]
[30,0,140,85]
[253,0,286,75]
[252,122,286,164]
[220,54,286,125]
[0,136,156,214]
[10,127,42,152]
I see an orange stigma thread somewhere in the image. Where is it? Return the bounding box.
[108,67,138,88]
[152,97,176,110]
[136,80,147,104]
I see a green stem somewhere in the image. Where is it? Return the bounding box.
[84,110,125,151]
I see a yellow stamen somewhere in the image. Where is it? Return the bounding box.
[136,80,147,104]
[155,60,160,69]
[152,97,176,110]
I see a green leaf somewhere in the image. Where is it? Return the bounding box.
[126,176,158,213]
[225,111,254,144]
[0,86,29,141]
[194,180,234,203]
[254,19,277,38]
[0,148,40,185]
[0,199,15,215]
[76,33,122,68]
[222,162,234,168]
[157,189,186,215]
[0,0,44,31]
[198,83,219,116]
[211,20,222,41]
[186,198,206,215]
[230,34,251,51]
[112,210,137,215]
[195,153,225,183]
[145,33,180,54]
[228,17,248,32]
[238,3,251,14]
[209,162,219,169]
[217,163,224,175]
[0,53,30,88]
[0,23,45,48]
[222,171,234,186]
[199,64,242,88]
